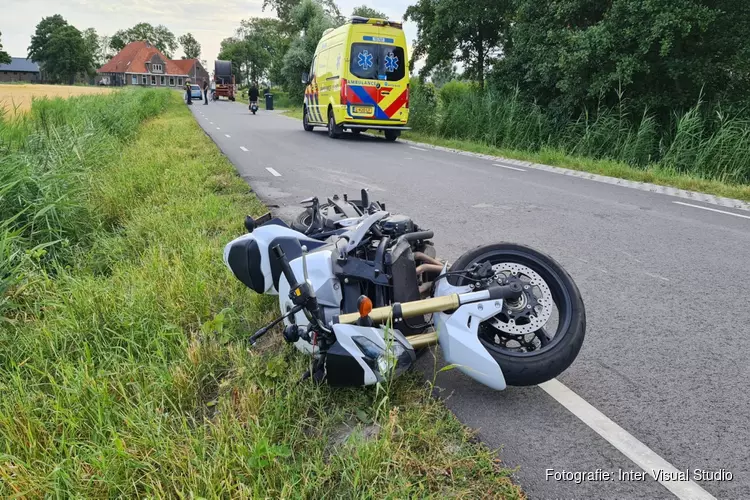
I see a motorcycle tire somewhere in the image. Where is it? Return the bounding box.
[450,243,585,386]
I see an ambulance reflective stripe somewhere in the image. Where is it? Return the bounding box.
[347,85,406,120]
[313,91,323,122]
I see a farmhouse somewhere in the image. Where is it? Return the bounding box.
[0,58,41,83]
[97,41,209,87]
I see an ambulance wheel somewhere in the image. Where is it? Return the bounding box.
[384,130,400,142]
[303,106,314,132]
[327,110,342,139]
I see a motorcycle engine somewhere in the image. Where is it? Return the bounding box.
[380,215,415,238]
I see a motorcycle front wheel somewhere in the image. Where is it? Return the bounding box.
[450,243,586,386]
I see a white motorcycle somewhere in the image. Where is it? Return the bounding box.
[223,198,586,389]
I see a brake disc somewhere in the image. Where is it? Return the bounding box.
[489,262,553,335]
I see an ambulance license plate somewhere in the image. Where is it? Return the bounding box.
[352,106,374,115]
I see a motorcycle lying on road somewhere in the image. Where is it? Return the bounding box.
[224,194,586,390]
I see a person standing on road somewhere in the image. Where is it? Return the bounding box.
[185,79,192,105]
[202,79,209,105]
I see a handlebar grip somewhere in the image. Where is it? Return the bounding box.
[272,245,300,288]
[401,230,434,243]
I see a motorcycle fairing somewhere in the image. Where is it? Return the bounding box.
[433,267,507,390]
[325,324,416,386]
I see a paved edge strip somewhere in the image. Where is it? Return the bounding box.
[540,379,716,500]
[394,137,750,212]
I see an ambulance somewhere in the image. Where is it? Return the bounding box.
[302,16,410,141]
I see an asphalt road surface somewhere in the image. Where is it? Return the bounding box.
[191,101,749,500]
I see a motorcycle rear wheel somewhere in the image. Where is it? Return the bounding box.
[450,243,586,386]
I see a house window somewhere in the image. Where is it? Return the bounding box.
[131,75,137,85]
[152,64,162,73]
[142,75,147,85]
[151,75,156,85]
[160,76,165,85]
[178,77,183,86]
[169,77,175,86]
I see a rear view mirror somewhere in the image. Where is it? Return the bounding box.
[301,72,309,84]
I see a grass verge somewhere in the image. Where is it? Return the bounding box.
[279,105,750,202]
[400,133,750,202]
[0,91,523,498]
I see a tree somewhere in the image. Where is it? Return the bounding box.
[28,14,68,63]
[404,0,512,89]
[494,0,750,117]
[111,23,177,57]
[352,6,387,19]
[179,33,201,59]
[82,28,101,71]
[41,25,93,83]
[28,15,92,82]
[429,60,459,88]
[0,31,10,65]
[281,0,343,99]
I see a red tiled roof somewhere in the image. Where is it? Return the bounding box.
[97,41,193,76]
[171,59,197,74]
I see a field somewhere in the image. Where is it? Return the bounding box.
[0,89,523,498]
[0,83,114,114]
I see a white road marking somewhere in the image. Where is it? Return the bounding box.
[225,134,231,138]
[493,163,526,172]
[410,146,428,151]
[216,127,221,130]
[645,272,670,282]
[240,146,248,152]
[673,201,750,220]
[266,167,282,177]
[619,250,642,263]
[577,257,589,263]
[209,122,213,125]
[540,379,716,500]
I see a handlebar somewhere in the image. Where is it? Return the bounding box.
[272,244,300,289]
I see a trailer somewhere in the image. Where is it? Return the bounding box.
[213,60,236,101]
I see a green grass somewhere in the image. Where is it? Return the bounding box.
[404,80,750,201]
[401,132,750,202]
[0,91,523,498]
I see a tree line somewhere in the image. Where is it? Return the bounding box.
[405,0,750,119]
[218,1,384,97]
[221,0,750,121]
[22,15,204,84]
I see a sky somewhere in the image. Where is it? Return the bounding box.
[3,0,419,66]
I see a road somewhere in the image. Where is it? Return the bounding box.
[191,101,749,500]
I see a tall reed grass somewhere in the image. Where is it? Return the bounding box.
[0,89,169,315]
[408,80,750,186]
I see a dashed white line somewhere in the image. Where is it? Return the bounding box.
[209,122,213,125]
[493,163,526,172]
[240,146,248,152]
[266,167,282,177]
[410,146,428,151]
[619,250,642,263]
[225,134,231,138]
[216,127,221,130]
[540,379,716,500]
[645,272,670,282]
[673,201,750,220]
